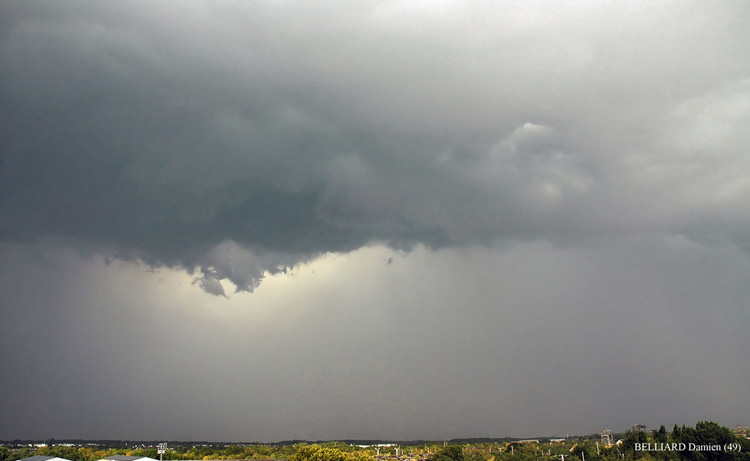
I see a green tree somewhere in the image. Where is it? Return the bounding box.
[655,425,668,444]
[463,448,489,461]
[290,445,371,461]
[429,446,464,461]
[679,421,743,461]
[622,429,649,452]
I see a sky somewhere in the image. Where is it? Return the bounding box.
[1,0,750,443]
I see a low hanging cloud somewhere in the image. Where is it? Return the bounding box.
[1,1,749,293]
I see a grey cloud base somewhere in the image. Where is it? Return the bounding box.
[3,1,749,294]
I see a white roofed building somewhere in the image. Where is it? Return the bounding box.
[97,456,158,461]
[20,456,73,461]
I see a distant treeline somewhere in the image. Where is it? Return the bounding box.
[2,422,750,461]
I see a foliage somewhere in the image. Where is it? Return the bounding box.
[2,423,749,461]
[622,429,648,452]
[429,446,464,461]
[668,421,750,461]
[654,425,668,444]
[289,444,371,461]
[463,448,490,461]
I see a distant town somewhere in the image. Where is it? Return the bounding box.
[2,422,750,461]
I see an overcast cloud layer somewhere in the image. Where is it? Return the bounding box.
[1,0,750,441]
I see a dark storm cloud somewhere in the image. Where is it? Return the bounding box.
[2,0,750,443]
[2,0,750,295]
